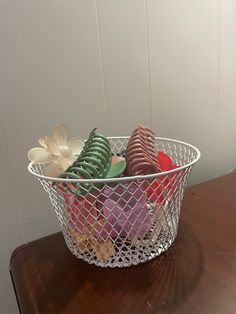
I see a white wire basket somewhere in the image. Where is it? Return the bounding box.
[28,137,200,268]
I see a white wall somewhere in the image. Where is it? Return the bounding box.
[0,0,235,312]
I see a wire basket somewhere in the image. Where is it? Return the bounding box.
[28,137,200,268]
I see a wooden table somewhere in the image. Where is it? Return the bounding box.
[10,174,236,314]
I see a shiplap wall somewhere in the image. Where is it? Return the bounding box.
[0,1,236,312]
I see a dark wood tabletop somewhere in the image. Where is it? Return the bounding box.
[10,174,236,314]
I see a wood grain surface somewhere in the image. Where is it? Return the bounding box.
[10,174,236,314]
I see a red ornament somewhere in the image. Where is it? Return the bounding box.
[144,151,179,203]
[57,184,97,231]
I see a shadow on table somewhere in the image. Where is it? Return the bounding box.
[33,221,204,313]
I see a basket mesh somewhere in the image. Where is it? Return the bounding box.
[29,137,198,267]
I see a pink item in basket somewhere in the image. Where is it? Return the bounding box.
[98,182,151,240]
[57,184,97,232]
[125,125,161,176]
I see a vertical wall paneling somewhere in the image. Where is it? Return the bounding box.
[1,0,236,311]
[147,0,220,184]
[0,0,108,240]
[96,0,151,135]
[218,0,236,175]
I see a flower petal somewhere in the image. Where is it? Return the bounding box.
[68,136,84,155]
[38,138,47,149]
[57,155,75,171]
[28,148,52,164]
[44,136,61,156]
[43,160,65,177]
[52,123,68,146]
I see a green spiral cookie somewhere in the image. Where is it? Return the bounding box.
[60,128,111,195]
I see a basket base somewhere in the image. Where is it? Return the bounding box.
[63,228,177,268]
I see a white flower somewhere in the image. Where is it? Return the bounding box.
[28,123,84,177]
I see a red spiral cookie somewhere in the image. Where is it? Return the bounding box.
[125,125,160,176]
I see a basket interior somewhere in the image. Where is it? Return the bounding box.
[29,137,199,267]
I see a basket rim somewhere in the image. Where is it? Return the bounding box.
[28,136,201,183]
